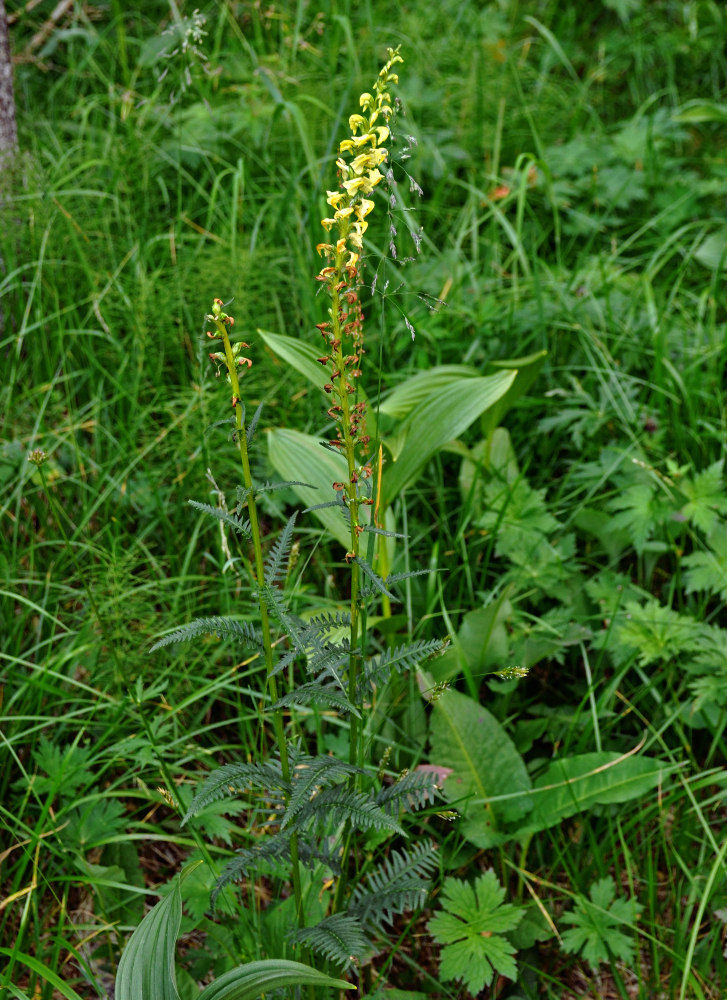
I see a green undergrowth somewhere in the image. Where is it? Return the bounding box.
[2,1,727,997]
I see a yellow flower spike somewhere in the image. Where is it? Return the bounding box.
[342,177,366,196]
[326,190,345,208]
[351,153,374,175]
[359,92,374,108]
[349,114,367,134]
[355,199,375,220]
[334,206,354,220]
[339,139,355,154]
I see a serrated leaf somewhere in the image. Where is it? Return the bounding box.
[683,525,727,601]
[428,870,523,994]
[150,616,262,653]
[290,914,370,969]
[428,688,531,847]
[560,875,641,970]
[680,461,727,533]
[188,500,251,537]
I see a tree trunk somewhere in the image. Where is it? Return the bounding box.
[0,0,17,159]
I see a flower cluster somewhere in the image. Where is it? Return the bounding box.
[315,48,402,469]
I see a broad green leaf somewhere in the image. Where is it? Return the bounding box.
[480,350,547,440]
[267,427,350,547]
[382,370,516,505]
[515,752,672,835]
[428,687,531,848]
[0,949,85,1000]
[378,365,478,420]
[257,329,377,436]
[197,960,352,999]
[115,865,202,1000]
[257,329,329,397]
[694,229,727,271]
[673,100,727,124]
[267,427,395,551]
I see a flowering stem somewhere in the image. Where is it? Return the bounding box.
[208,303,306,933]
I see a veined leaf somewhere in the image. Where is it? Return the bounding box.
[480,350,547,440]
[267,428,350,547]
[115,866,200,1000]
[378,365,478,420]
[428,687,531,848]
[514,751,674,835]
[197,959,352,999]
[381,370,516,504]
[257,329,331,397]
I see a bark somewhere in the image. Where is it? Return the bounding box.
[0,0,17,159]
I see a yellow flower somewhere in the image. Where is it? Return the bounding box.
[326,190,345,208]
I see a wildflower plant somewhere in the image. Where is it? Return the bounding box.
[115,50,447,997]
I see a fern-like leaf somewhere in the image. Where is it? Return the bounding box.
[306,611,352,634]
[259,584,306,653]
[187,500,251,537]
[306,641,351,687]
[265,513,298,586]
[376,769,442,815]
[246,401,263,444]
[212,833,293,901]
[349,841,438,931]
[303,786,404,835]
[360,638,446,695]
[182,760,286,825]
[282,755,363,829]
[354,556,395,599]
[150,616,263,653]
[289,914,370,969]
[272,682,361,718]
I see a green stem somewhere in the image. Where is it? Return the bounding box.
[214,315,306,932]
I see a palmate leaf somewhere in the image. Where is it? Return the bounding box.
[188,500,251,537]
[361,638,446,695]
[182,760,286,825]
[680,460,727,534]
[290,913,371,969]
[683,522,727,600]
[150,616,262,653]
[427,870,523,995]
[350,841,438,931]
[560,876,642,970]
